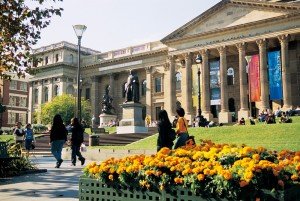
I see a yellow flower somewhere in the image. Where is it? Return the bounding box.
[108,174,114,181]
[239,180,249,187]
[174,177,183,184]
[291,174,299,181]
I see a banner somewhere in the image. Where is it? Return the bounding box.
[209,60,220,105]
[268,50,283,100]
[247,55,260,102]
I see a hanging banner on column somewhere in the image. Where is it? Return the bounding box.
[210,60,220,105]
[247,55,260,102]
[268,50,283,100]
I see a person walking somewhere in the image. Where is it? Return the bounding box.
[70,117,85,166]
[50,114,68,168]
[13,122,25,146]
[24,123,35,156]
[173,107,189,149]
[157,110,174,152]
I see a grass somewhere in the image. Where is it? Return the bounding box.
[84,127,116,135]
[96,116,300,151]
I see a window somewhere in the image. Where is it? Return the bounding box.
[66,85,74,95]
[55,54,59,62]
[155,106,162,121]
[175,72,182,91]
[228,98,235,112]
[44,87,49,102]
[70,54,74,63]
[9,96,17,106]
[45,56,49,65]
[122,82,127,98]
[85,88,90,100]
[34,89,39,104]
[155,77,162,93]
[227,67,234,86]
[54,85,59,96]
[19,113,26,125]
[9,80,17,90]
[8,112,16,125]
[19,97,27,107]
[20,82,27,91]
[141,80,147,96]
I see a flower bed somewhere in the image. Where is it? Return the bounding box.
[82,140,300,201]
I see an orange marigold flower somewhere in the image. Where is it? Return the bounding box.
[197,174,205,181]
[252,154,260,161]
[239,180,249,187]
[291,174,299,181]
[174,177,183,184]
[108,174,114,181]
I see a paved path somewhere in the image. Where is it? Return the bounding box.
[0,156,90,201]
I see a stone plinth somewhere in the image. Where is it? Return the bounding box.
[99,114,117,127]
[238,110,250,121]
[218,111,232,124]
[117,102,148,134]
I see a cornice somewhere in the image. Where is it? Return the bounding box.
[34,62,76,70]
[164,12,300,45]
[168,27,300,56]
[83,49,168,70]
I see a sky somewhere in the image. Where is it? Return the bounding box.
[33,0,221,52]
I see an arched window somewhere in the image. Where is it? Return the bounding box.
[227,67,234,86]
[175,72,182,91]
[141,80,147,96]
[228,98,235,112]
[45,56,48,65]
[55,54,59,62]
[155,77,162,93]
[44,87,49,102]
[34,89,39,104]
[66,85,74,95]
[54,85,59,96]
[70,54,74,63]
[122,82,127,98]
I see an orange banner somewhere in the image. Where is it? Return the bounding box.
[248,55,260,102]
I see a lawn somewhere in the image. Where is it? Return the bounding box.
[97,116,300,151]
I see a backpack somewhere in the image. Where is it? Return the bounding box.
[14,129,24,137]
[169,128,176,141]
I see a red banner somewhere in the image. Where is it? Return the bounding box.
[248,55,260,102]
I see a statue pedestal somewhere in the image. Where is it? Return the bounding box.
[99,114,117,128]
[117,102,148,134]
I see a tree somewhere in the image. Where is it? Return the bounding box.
[0,0,63,79]
[38,94,92,126]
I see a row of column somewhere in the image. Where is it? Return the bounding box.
[164,34,292,123]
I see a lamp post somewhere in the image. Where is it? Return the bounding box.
[195,54,202,121]
[73,24,87,121]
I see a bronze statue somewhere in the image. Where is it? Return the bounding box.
[102,86,114,114]
[125,70,140,103]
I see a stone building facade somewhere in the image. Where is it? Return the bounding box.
[29,0,300,125]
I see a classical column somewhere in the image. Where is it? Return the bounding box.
[199,49,213,121]
[91,76,100,124]
[165,56,176,116]
[48,78,53,101]
[278,35,292,110]
[145,66,152,118]
[236,43,250,120]
[109,73,115,109]
[182,53,193,121]
[28,82,34,124]
[256,39,270,111]
[217,46,231,123]
[37,80,43,124]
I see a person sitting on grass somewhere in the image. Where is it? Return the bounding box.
[239,117,246,125]
[280,112,292,123]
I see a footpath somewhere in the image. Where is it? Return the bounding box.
[0,156,90,201]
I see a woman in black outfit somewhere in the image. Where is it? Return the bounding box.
[50,114,68,168]
[70,117,85,166]
[157,110,174,152]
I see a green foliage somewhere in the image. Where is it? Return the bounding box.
[0,0,63,79]
[32,124,48,133]
[39,94,92,125]
[0,103,6,113]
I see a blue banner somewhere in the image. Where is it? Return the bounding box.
[268,51,282,100]
[210,60,220,105]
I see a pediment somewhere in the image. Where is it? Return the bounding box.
[162,0,300,43]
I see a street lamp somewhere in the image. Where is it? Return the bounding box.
[73,24,87,121]
[195,54,202,121]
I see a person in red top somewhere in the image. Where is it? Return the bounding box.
[173,107,189,149]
